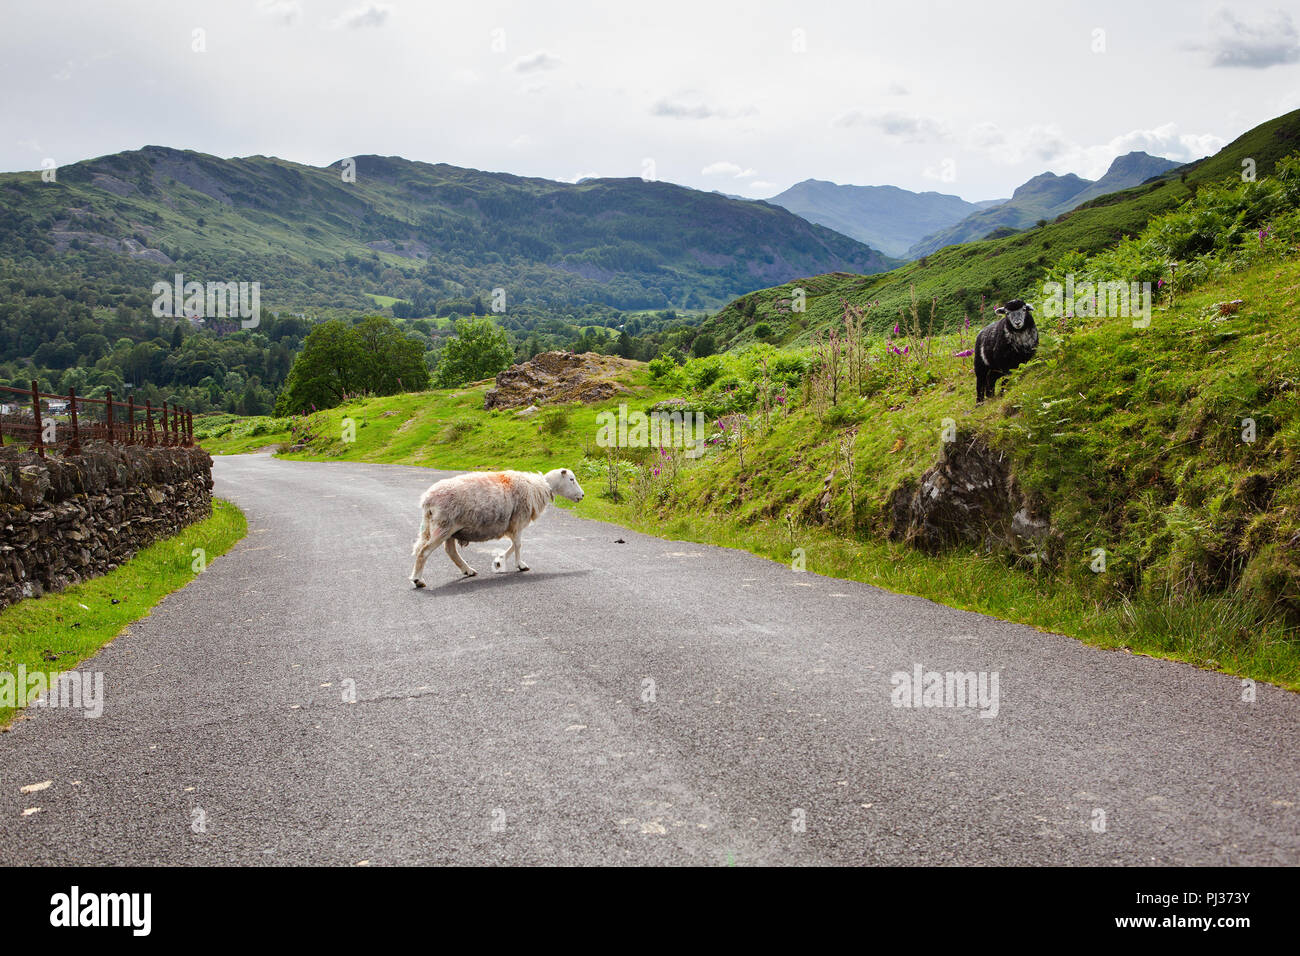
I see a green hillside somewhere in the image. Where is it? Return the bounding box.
[906,151,1180,258]
[907,170,1094,256]
[699,109,1300,350]
[0,147,895,314]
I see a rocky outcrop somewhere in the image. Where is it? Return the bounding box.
[483,351,636,411]
[0,442,213,608]
[888,432,1054,557]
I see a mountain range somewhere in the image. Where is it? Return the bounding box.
[765,181,1004,257]
[0,149,897,313]
[766,151,1181,261]
[903,151,1182,257]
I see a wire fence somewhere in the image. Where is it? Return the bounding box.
[0,381,194,458]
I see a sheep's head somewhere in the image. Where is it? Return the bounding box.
[546,467,585,502]
[996,299,1034,331]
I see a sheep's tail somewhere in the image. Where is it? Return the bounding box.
[412,508,432,556]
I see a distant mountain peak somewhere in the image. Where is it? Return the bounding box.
[1094,150,1181,185]
[1104,149,1174,173]
[1010,170,1088,198]
[907,151,1181,258]
[765,179,985,258]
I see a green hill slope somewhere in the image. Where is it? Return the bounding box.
[906,170,1094,256]
[907,152,1180,258]
[0,147,895,313]
[700,109,1300,349]
[1064,150,1181,208]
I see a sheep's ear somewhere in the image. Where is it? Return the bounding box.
[995,306,1006,315]
[1024,302,1034,312]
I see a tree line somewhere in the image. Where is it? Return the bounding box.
[0,261,720,417]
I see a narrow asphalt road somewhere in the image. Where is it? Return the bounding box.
[1,453,1296,865]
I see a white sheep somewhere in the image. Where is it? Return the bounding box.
[409,468,585,588]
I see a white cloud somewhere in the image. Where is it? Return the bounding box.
[968,122,1223,179]
[327,4,391,31]
[508,134,533,150]
[258,0,301,25]
[968,122,1005,149]
[51,50,112,82]
[921,160,958,183]
[701,160,757,177]
[829,108,868,128]
[832,109,950,142]
[1107,123,1224,162]
[1202,8,1300,68]
[652,93,755,120]
[509,51,563,73]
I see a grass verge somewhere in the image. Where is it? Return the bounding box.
[0,498,247,727]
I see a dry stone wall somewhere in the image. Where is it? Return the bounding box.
[0,442,213,608]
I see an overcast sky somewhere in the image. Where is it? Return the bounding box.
[2,0,1298,201]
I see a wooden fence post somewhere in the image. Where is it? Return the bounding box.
[146,401,155,446]
[106,388,114,443]
[31,380,45,459]
[69,387,80,455]
[127,395,135,444]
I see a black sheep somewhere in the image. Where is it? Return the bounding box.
[974,299,1038,403]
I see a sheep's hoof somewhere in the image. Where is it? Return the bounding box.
[517,564,530,572]
[463,567,478,577]
[411,578,425,589]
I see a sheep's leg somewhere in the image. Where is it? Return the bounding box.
[410,523,451,588]
[445,539,478,577]
[507,532,529,571]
